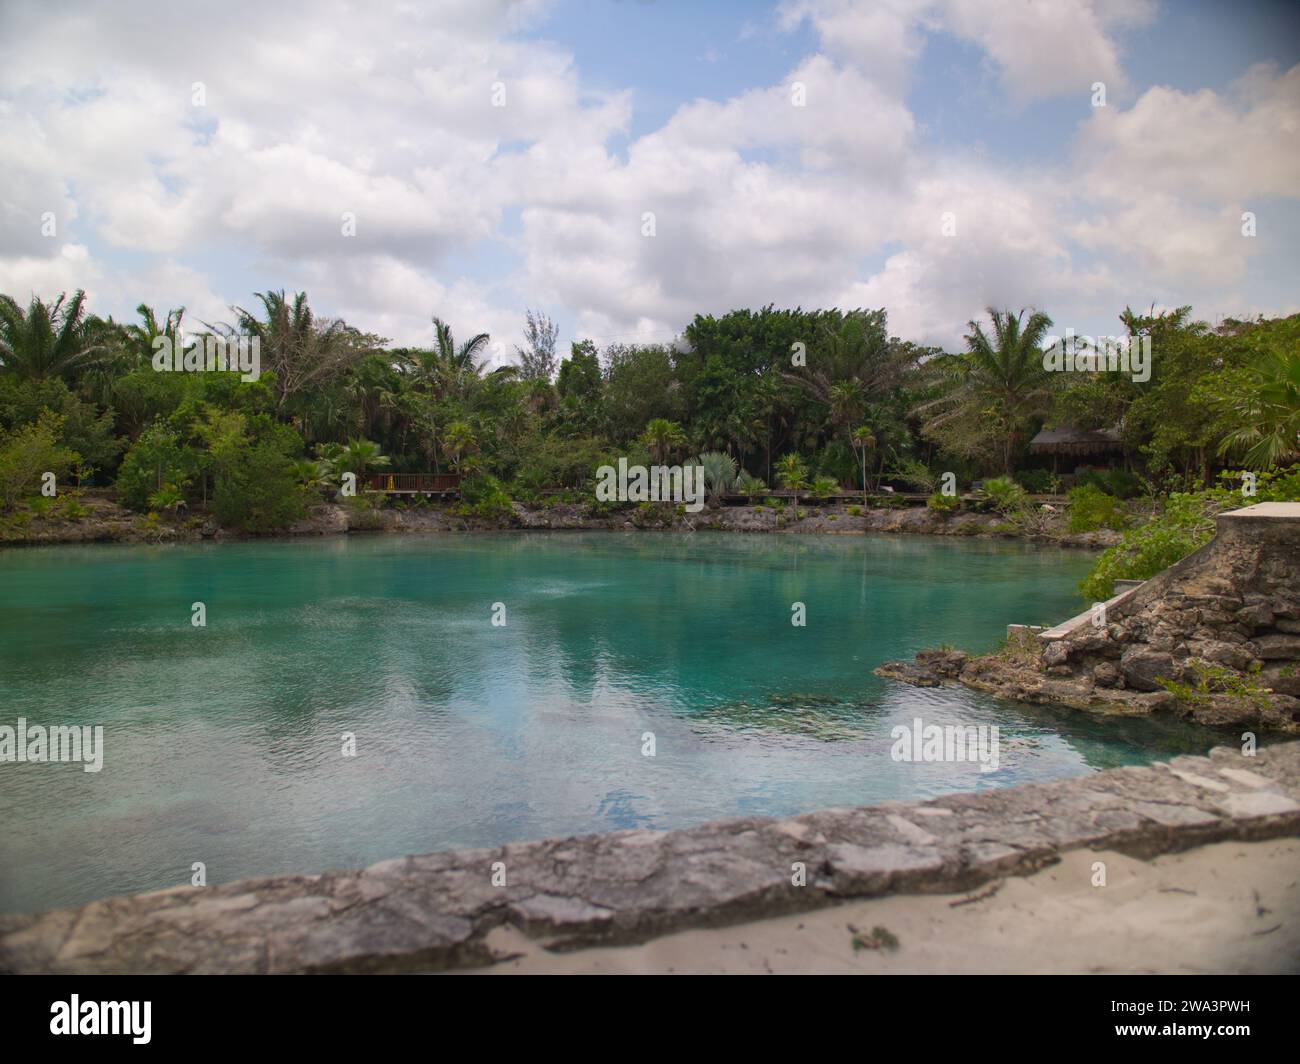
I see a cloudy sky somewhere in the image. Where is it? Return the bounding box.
[1,0,1298,365]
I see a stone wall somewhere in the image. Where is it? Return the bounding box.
[2,741,1297,974]
[877,503,1300,732]
[1040,503,1300,728]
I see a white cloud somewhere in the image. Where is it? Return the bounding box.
[0,0,1293,357]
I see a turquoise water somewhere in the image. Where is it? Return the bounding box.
[0,532,1225,914]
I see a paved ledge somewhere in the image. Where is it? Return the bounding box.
[3,741,1298,974]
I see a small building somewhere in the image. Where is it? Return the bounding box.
[1028,426,1123,475]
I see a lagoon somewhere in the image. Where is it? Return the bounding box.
[0,532,1227,913]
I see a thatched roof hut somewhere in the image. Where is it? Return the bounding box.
[1028,426,1122,456]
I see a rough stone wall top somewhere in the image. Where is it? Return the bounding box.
[1045,502,1300,722]
[2,741,1298,974]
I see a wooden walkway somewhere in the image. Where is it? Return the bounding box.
[361,472,461,497]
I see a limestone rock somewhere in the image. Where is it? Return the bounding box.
[1120,647,1178,692]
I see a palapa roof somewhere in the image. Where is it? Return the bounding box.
[1029,426,1123,455]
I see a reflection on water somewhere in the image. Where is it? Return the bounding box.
[0,532,1228,914]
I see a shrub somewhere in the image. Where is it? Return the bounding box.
[60,496,89,522]
[926,492,960,514]
[889,458,938,494]
[693,451,738,502]
[980,476,1027,514]
[1067,484,1127,533]
[1079,490,1222,600]
[1079,467,1300,601]
[148,485,186,513]
[775,453,809,492]
[343,493,386,530]
[810,475,838,500]
[212,440,306,533]
[512,435,612,493]
[461,473,513,521]
[0,411,79,512]
[116,423,194,512]
[1078,467,1141,499]
[735,470,767,499]
[1016,468,1058,494]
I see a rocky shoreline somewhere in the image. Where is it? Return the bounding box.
[0,491,1121,549]
[875,504,1300,735]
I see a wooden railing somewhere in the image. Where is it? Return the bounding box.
[361,472,461,494]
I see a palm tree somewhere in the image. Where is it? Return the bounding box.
[775,453,809,493]
[784,310,915,449]
[851,424,876,501]
[915,307,1055,475]
[229,290,378,410]
[124,303,185,367]
[640,418,686,464]
[0,290,111,381]
[1218,346,1300,468]
[440,420,477,472]
[416,316,492,398]
[829,379,865,438]
[339,438,390,475]
[690,451,738,504]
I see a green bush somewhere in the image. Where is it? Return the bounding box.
[1078,468,1141,499]
[1016,468,1058,494]
[1067,484,1128,533]
[926,492,959,514]
[343,493,386,530]
[1080,491,1222,600]
[889,458,938,494]
[1080,466,1300,601]
[0,411,80,512]
[735,470,767,499]
[116,423,195,511]
[980,475,1027,514]
[461,473,513,520]
[212,440,306,533]
[810,475,838,500]
[511,436,611,492]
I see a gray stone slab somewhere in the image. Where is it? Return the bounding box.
[2,740,1298,974]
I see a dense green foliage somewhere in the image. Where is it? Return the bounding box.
[1067,485,1128,534]
[1079,466,1300,601]
[0,288,1293,540]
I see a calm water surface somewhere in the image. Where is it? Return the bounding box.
[0,532,1228,913]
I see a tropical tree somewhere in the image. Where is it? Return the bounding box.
[829,380,865,438]
[0,290,111,381]
[400,316,493,399]
[693,451,738,503]
[123,303,186,368]
[515,309,559,382]
[784,309,918,450]
[1217,337,1300,469]
[640,418,686,464]
[229,290,381,410]
[440,420,477,472]
[337,438,390,475]
[915,307,1055,475]
[775,452,809,492]
[851,424,876,499]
